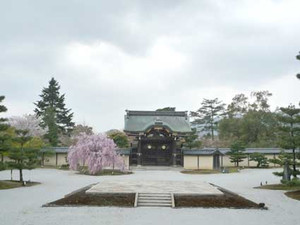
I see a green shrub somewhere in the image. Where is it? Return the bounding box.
[281,178,300,186]
[59,164,70,170]
[273,171,283,177]
[0,162,6,171]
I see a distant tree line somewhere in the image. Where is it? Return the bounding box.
[190,91,300,177]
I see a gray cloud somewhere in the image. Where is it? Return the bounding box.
[1,0,299,131]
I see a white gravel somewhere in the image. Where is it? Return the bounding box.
[0,168,299,225]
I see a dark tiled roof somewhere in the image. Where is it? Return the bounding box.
[41,147,69,153]
[124,110,192,133]
[183,148,300,155]
[42,147,131,155]
[183,149,224,155]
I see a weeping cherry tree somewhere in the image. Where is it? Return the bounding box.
[68,133,125,174]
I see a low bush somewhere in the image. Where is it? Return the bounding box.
[59,164,70,170]
[0,162,6,171]
[281,178,300,187]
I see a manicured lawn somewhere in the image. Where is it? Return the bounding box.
[0,180,40,190]
[80,169,133,176]
[255,184,300,191]
[181,167,239,174]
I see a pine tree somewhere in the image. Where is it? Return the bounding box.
[191,98,225,140]
[0,96,11,169]
[8,130,40,184]
[183,128,202,149]
[277,104,300,177]
[228,141,247,167]
[34,78,74,146]
[249,153,269,168]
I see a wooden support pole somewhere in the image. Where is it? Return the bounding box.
[137,137,142,166]
[172,137,177,166]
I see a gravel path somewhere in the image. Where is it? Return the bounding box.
[0,168,299,225]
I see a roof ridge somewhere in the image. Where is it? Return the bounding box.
[126,110,188,117]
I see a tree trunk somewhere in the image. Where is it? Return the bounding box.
[292,148,297,178]
[19,169,24,185]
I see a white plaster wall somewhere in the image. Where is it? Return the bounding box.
[221,155,233,167]
[183,156,198,169]
[43,155,56,166]
[183,156,214,170]
[198,156,213,170]
[122,155,130,170]
[57,153,68,166]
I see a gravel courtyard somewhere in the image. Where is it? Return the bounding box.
[0,168,299,225]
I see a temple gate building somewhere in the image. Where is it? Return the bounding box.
[124,110,192,166]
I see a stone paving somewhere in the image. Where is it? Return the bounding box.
[86,180,223,195]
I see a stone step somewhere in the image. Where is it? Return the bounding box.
[139,199,172,203]
[138,203,172,207]
[139,197,171,200]
[137,193,173,208]
[139,194,170,197]
[139,194,171,197]
[139,193,170,194]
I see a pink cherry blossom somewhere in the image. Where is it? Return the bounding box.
[67,133,125,174]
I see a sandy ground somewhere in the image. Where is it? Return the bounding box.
[0,168,299,225]
[86,180,223,195]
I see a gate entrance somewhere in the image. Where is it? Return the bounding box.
[141,140,172,166]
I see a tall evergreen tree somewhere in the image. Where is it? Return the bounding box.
[191,98,225,140]
[276,104,300,177]
[34,78,74,146]
[0,96,11,169]
[227,93,249,118]
[250,91,272,112]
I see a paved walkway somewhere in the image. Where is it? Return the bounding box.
[86,180,223,195]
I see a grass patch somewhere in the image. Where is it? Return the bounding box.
[285,190,300,201]
[0,180,40,190]
[58,164,70,170]
[181,167,239,175]
[255,184,300,191]
[44,185,135,207]
[181,169,221,174]
[79,169,132,176]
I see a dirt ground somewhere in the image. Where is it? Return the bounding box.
[175,189,263,208]
[44,187,135,207]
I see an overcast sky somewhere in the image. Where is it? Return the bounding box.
[1,0,300,132]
